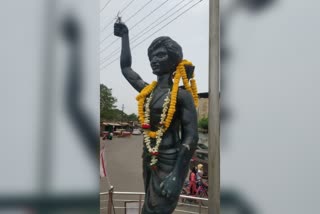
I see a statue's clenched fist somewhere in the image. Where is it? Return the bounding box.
[114,22,129,37]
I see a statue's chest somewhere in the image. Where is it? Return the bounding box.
[148,89,170,115]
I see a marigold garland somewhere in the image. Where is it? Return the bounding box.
[136,59,199,168]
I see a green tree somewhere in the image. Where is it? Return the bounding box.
[100,84,117,121]
[126,113,138,121]
[109,108,124,121]
[198,117,208,130]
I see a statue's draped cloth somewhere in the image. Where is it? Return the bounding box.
[141,143,188,214]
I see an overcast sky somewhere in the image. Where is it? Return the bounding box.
[100,0,210,114]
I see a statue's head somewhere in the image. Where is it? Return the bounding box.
[148,36,183,76]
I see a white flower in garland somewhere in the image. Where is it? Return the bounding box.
[143,89,171,169]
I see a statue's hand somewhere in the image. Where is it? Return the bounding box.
[114,22,129,37]
[160,172,182,200]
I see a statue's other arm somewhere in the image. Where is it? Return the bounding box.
[114,22,147,92]
[160,90,199,199]
[174,90,199,176]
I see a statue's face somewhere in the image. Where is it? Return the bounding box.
[149,47,172,76]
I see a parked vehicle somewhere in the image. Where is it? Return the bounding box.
[112,129,131,137]
[132,129,142,135]
[102,131,113,140]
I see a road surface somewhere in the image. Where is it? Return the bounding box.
[100,135,208,214]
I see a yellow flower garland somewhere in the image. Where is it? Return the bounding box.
[136,81,157,124]
[136,59,198,137]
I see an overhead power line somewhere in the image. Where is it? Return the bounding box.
[100,0,204,71]
[128,0,171,31]
[100,38,119,54]
[120,0,137,14]
[100,0,193,64]
[100,19,116,33]
[100,0,137,32]
[133,0,204,48]
[100,0,154,45]
[100,0,172,58]
[131,0,194,43]
[100,0,112,13]
[125,0,154,23]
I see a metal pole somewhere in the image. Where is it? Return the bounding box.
[138,194,142,213]
[38,0,56,209]
[208,0,220,213]
[122,104,124,122]
[107,189,113,214]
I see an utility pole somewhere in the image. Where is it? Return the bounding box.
[208,0,220,213]
[121,104,124,122]
[39,0,56,197]
[37,0,56,213]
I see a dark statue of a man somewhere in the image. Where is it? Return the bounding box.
[114,22,199,214]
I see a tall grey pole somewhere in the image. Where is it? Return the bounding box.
[38,0,56,197]
[208,0,220,213]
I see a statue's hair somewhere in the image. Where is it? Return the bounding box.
[147,36,183,68]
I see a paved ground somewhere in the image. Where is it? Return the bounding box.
[100,135,208,214]
[100,135,144,193]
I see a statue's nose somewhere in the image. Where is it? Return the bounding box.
[150,55,161,64]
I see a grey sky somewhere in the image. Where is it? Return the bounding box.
[100,0,209,114]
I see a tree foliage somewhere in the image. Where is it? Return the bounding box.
[198,117,208,130]
[100,84,138,122]
[126,113,138,121]
[100,84,117,121]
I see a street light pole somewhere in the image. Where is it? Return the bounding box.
[208,0,220,213]
[121,104,124,122]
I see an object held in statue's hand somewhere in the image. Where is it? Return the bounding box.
[185,65,195,79]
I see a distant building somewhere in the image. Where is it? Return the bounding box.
[197,93,209,120]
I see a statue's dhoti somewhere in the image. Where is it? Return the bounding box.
[141,147,188,214]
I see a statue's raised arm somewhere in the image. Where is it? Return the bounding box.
[114,22,147,92]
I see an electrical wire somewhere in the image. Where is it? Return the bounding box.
[126,0,154,23]
[100,0,204,71]
[132,0,204,49]
[119,0,137,14]
[100,0,193,64]
[100,38,119,54]
[100,0,186,62]
[131,0,194,43]
[100,0,112,13]
[100,19,116,33]
[100,0,170,54]
[100,0,137,32]
[100,0,154,45]
[128,0,171,31]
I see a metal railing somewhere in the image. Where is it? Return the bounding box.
[100,190,208,214]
